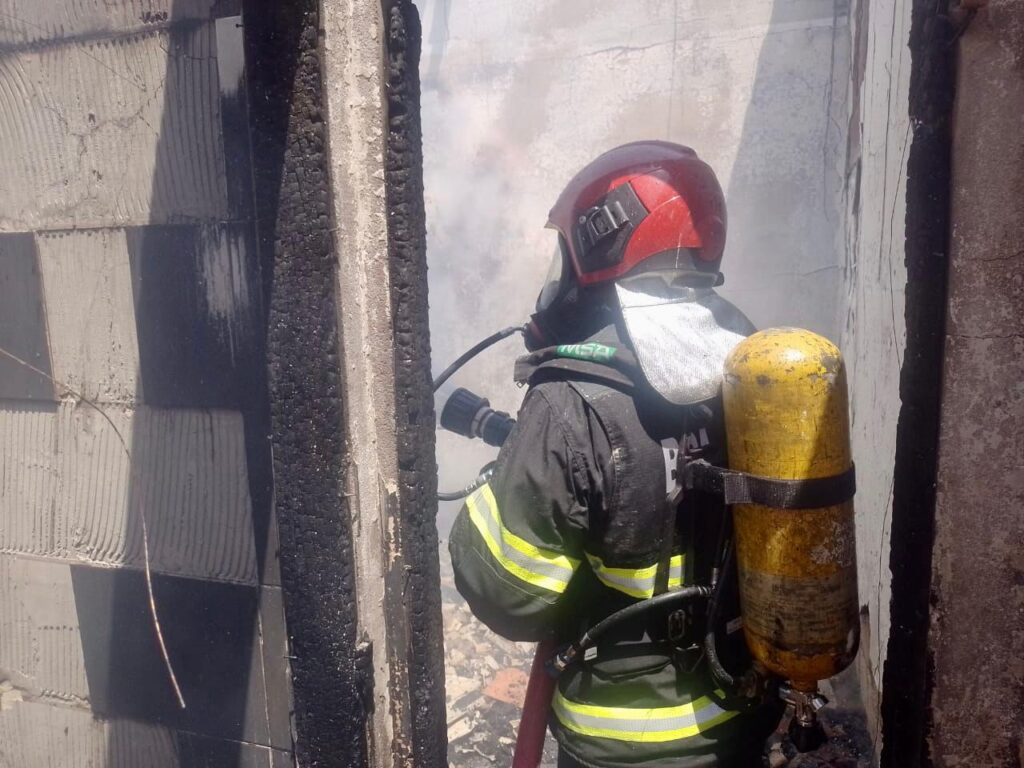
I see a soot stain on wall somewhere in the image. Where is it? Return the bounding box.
[880,2,955,766]
[382,2,448,764]
[244,0,368,764]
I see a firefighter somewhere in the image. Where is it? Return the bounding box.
[449,141,784,767]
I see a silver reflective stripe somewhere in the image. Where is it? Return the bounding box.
[552,689,739,743]
[465,483,579,594]
[585,553,685,599]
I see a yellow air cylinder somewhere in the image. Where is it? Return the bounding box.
[722,328,858,692]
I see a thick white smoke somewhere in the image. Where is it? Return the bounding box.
[419,0,850,530]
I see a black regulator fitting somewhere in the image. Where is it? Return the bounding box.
[440,387,516,448]
[780,684,828,752]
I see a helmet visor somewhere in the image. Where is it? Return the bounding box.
[536,234,570,312]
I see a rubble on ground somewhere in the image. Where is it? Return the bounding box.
[442,573,559,767]
[767,708,875,768]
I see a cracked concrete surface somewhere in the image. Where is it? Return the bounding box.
[0,1,220,48]
[0,24,227,231]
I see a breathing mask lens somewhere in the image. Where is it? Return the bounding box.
[535,235,570,313]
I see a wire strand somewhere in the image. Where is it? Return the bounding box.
[0,345,186,709]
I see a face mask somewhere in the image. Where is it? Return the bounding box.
[525,284,616,352]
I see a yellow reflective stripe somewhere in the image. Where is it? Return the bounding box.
[552,689,740,743]
[555,688,719,719]
[480,485,580,571]
[466,483,579,594]
[585,553,685,599]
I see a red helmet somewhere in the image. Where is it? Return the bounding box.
[547,141,727,291]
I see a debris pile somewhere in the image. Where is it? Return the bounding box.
[441,575,559,767]
[767,709,874,768]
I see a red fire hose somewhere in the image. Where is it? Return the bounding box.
[512,639,557,768]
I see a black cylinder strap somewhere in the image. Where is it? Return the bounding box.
[682,459,856,510]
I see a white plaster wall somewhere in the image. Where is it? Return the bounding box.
[839,0,910,742]
[420,0,852,517]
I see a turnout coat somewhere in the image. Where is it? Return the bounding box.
[449,323,782,768]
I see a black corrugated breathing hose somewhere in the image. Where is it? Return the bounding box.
[548,586,711,674]
[705,540,736,689]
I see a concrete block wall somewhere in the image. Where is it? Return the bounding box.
[0,3,292,765]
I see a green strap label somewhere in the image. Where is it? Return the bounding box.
[556,342,617,362]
